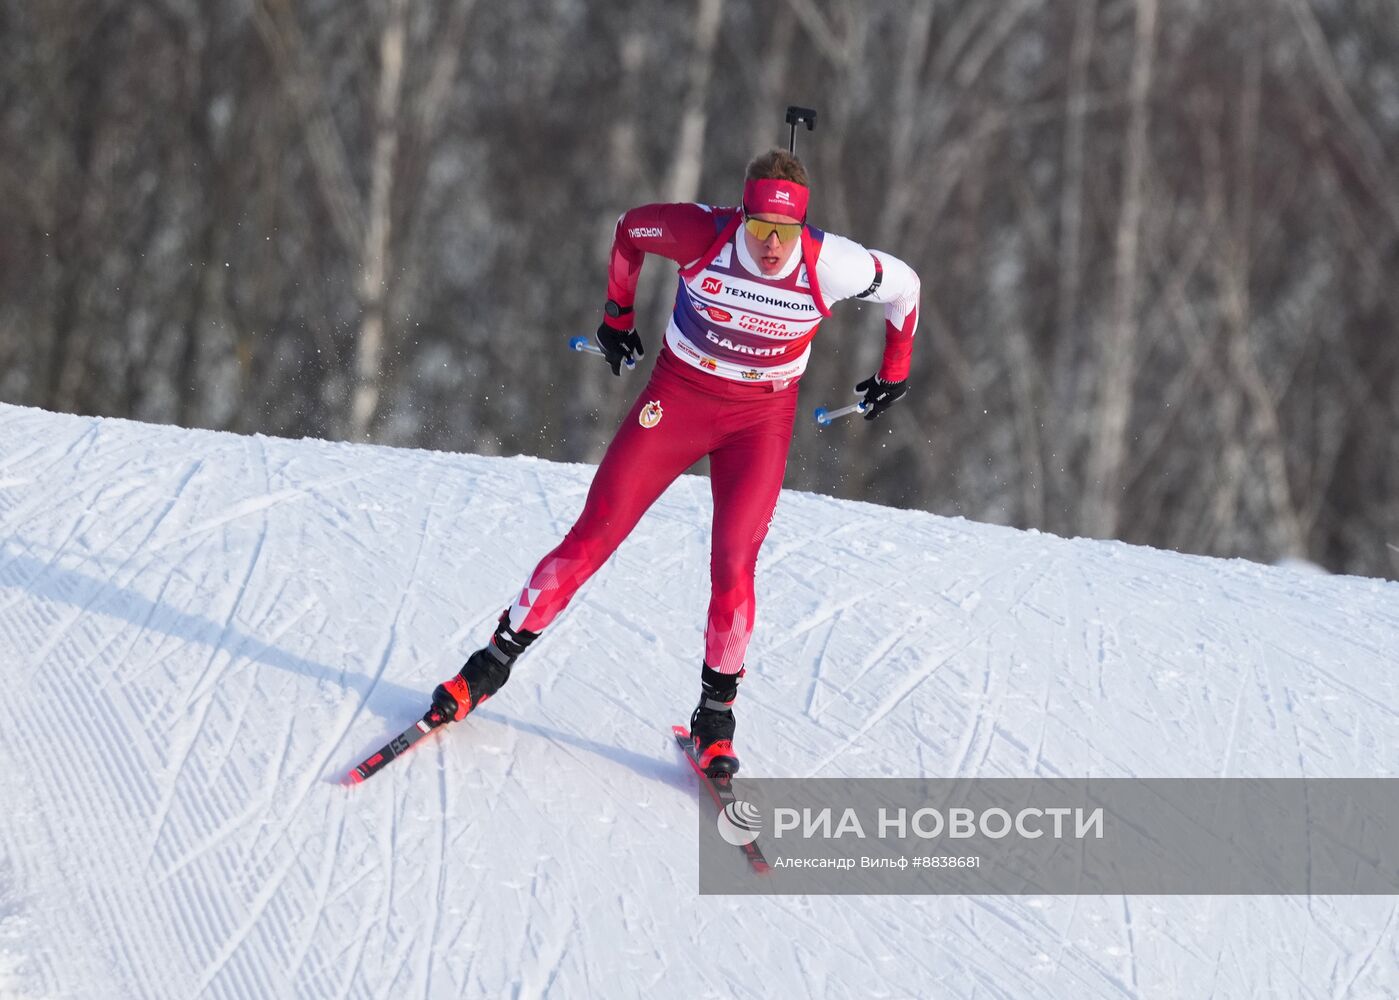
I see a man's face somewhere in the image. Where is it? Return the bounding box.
[742,213,803,277]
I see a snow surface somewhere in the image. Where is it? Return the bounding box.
[1,400,1397,999]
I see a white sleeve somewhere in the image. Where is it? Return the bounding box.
[816,233,920,329]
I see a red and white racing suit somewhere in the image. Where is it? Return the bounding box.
[507,203,920,672]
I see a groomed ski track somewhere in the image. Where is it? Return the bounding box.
[1,402,1396,999]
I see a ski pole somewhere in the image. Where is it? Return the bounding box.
[813,401,869,426]
[568,336,636,370]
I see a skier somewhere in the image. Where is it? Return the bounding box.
[431,149,920,776]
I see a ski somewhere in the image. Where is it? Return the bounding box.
[345,707,449,784]
[673,725,771,875]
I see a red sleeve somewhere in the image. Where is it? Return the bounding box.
[602,203,722,329]
[878,307,918,383]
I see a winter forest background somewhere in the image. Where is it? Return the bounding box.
[2,0,1396,579]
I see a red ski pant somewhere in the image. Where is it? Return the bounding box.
[507,349,798,673]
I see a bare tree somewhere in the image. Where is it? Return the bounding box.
[1083,0,1157,539]
[3,0,1397,578]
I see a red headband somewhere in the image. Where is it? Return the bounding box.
[742,178,809,220]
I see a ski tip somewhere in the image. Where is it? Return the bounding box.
[345,769,365,786]
[671,725,690,739]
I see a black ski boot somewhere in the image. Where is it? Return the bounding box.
[431,612,539,724]
[689,664,744,777]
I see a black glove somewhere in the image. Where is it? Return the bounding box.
[595,322,644,376]
[854,374,908,421]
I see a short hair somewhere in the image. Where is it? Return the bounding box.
[745,149,809,187]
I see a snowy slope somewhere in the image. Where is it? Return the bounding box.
[1,400,1397,1000]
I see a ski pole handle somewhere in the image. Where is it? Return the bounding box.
[813,401,868,426]
[568,336,636,370]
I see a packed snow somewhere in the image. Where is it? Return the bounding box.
[1,401,1397,999]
